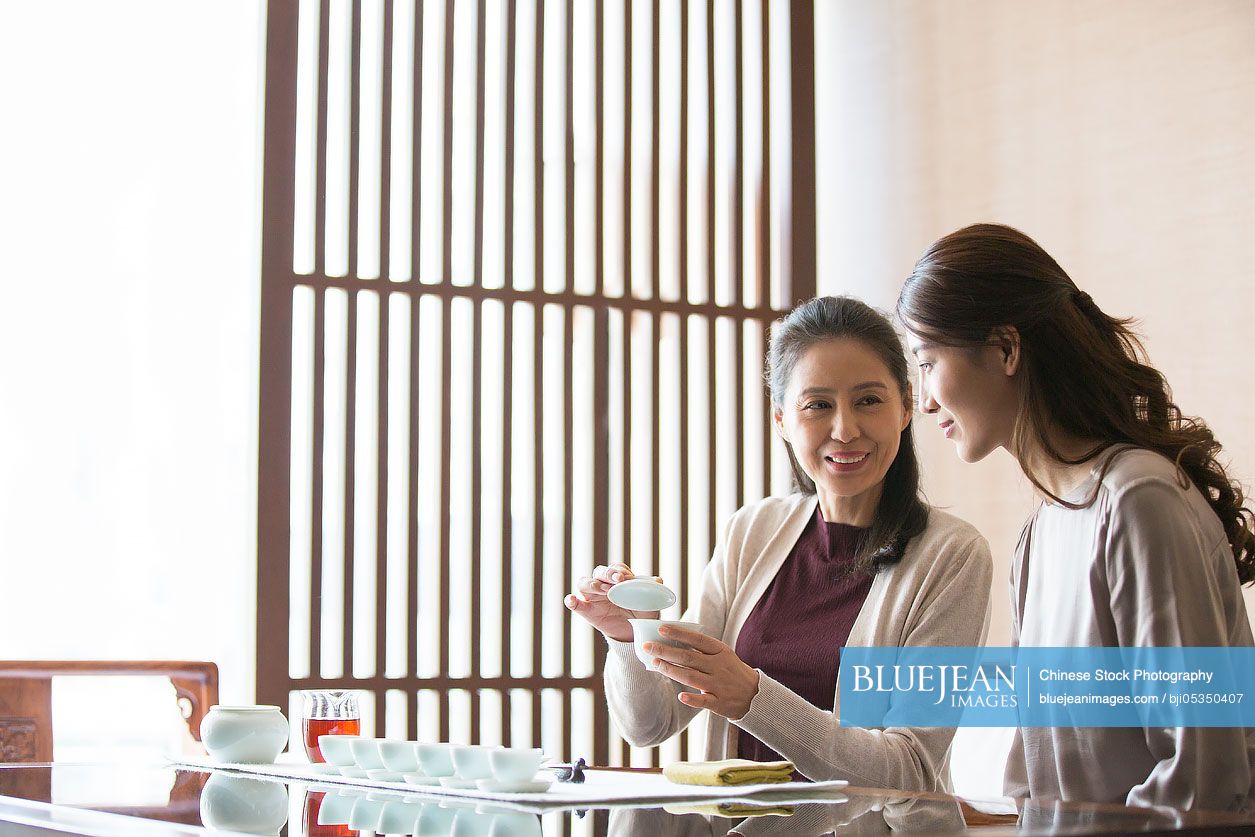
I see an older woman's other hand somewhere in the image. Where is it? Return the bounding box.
[564,563,660,643]
[645,625,761,720]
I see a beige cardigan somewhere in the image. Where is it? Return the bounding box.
[604,493,992,792]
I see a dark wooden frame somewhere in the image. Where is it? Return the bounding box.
[256,0,815,768]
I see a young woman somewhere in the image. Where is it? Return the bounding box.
[898,223,1255,810]
[565,296,992,791]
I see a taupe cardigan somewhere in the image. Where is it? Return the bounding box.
[604,493,992,791]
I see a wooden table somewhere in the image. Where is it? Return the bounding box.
[1,761,1254,836]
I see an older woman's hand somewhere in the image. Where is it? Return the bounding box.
[645,625,761,721]
[564,563,659,643]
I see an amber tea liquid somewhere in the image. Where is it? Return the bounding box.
[303,790,355,837]
[303,717,361,762]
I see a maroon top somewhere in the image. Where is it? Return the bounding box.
[735,506,875,763]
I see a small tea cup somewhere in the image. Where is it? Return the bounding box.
[415,802,457,836]
[348,737,387,770]
[347,796,388,831]
[317,734,359,768]
[378,738,420,772]
[451,808,497,837]
[628,619,707,671]
[488,748,545,783]
[450,744,500,780]
[377,800,421,834]
[490,812,542,837]
[415,742,457,777]
[315,789,360,826]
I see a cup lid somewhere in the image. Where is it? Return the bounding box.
[607,577,677,611]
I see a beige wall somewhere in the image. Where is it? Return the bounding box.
[814,0,1255,648]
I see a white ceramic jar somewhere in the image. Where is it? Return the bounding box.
[199,774,289,835]
[202,705,289,764]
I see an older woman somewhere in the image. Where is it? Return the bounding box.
[565,296,992,791]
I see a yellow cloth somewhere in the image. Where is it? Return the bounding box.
[663,801,795,819]
[663,758,795,786]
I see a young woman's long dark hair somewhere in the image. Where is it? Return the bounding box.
[767,295,929,572]
[897,223,1255,584]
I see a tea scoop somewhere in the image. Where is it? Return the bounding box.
[607,576,677,611]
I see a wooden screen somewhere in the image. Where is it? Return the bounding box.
[257,0,816,770]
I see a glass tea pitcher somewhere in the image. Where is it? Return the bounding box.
[300,690,361,763]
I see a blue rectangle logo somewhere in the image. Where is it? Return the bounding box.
[839,647,1255,727]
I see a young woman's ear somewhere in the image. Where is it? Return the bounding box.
[990,326,1022,376]
[900,382,914,431]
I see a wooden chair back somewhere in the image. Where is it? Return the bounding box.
[0,661,218,763]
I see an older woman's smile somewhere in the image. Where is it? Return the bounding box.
[824,450,873,472]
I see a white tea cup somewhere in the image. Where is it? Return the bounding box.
[628,619,706,672]
[348,737,387,770]
[415,742,457,777]
[317,734,359,768]
[488,747,545,783]
[378,739,420,772]
[450,744,500,780]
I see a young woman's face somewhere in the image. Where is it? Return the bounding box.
[773,338,911,517]
[906,332,1020,463]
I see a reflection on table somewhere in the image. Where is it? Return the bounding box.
[2,763,1255,836]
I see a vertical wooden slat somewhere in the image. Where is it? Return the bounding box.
[561,305,574,761]
[469,297,482,741]
[531,300,544,746]
[734,325,745,508]
[500,0,517,750]
[650,0,660,304]
[316,0,331,278]
[438,0,456,743]
[561,0,576,763]
[757,0,770,310]
[619,0,634,769]
[704,0,717,621]
[733,0,743,310]
[437,295,452,743]
[309,292,326,680]
[341,0,361,692]
[349,0,362,280]
[676,0,690,763]
[405,293,422,739]
[759,0,772,513]
[531,0,546,749]
[648,318,660,771]
[308,0,333,684]
[342,0,362,682]
[255,0,297,708]
[374,0,394,705]
[405,0,426,741]
[733,0,745,509]
[647,0,667,747]
[624,0,633,304]
[647,0,662,773]
[469,0,487,743]
[342,289,358,679]
[704,0,714,309]
[590,0,610,769]
[788,0,816,305]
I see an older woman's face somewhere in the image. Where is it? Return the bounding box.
[773,338,911,522]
